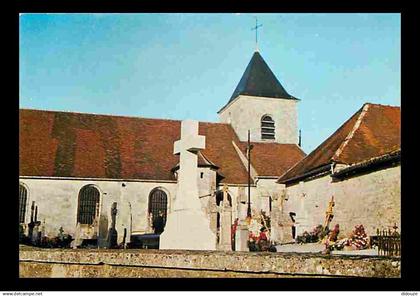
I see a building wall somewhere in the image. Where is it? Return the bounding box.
[219,95,298,144]
[281,165,401,239]
[19,172,284,248]
[19,177,177,246]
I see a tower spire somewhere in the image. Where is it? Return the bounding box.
[251,17,263,52]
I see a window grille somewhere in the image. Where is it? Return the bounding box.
[261,115,275,140]
[77,185,100,225]
[19,185,27,224]
[148,189,168,231]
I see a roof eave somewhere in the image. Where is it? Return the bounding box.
[332,150,401,180]
[277,163,332,185]
[218,95,299,114]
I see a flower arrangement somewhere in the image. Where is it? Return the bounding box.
[247,210,275,252]
[327,224,369,251]
[296,224,328,244]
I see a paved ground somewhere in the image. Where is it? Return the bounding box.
[275,242,325,253]
[275,242,379,256]
[331,248,379,256]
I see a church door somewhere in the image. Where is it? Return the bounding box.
[148,189,168,234]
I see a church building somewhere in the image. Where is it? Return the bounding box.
[276,103,400,242]
[19,50,306,249]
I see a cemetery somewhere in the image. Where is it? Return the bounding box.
[19,116,401,277]
[19,19,400,278]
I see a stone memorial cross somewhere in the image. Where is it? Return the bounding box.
[172,120,206,211]
[219,185,233,251]
[160,120,216,250]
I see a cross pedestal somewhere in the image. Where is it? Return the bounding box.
[218,185,232,251]
[160,120,216,250]
[235,202,250,251]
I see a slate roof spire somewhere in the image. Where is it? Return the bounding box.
[219,51,298,113]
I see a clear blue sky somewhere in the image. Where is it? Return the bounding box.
[19,13,400,154]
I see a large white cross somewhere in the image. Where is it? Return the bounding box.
[160,119,216,250]
[174,120,205,155]
[172,120,205,211]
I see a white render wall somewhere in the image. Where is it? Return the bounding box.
[281,166,401,239]
[219,95,298,144]
[19,177,177,245]
[19,172,283,247]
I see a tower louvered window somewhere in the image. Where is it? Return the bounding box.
[148,189,168,233]
[261,115,275,140]
[77,185,100,225]
[19,185,27,224]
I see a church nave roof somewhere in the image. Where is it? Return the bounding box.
[20,109,305,184]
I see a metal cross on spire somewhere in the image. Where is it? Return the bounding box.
[251,17,263,51]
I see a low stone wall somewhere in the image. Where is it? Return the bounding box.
[19,246,400,278]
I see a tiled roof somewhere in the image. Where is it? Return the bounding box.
[218,51,298,113]
[20,109,305,184]
[278,103,401,183]
[237,142,306,178]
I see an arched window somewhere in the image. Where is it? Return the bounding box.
[148,188,168,234]
[19,184,28,224]
[261,115,275,140]
[77,185,100,225]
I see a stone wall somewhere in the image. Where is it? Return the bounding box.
[281,165,401,239]
[19,246,400,278]
[219,95,298,144]
[19,177,178,246]
[19,175,278,248]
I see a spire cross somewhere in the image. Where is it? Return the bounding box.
[251,17,263,50]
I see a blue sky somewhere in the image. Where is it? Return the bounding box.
[19,13,400,153]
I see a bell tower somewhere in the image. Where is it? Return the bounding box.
[218,50,300,144]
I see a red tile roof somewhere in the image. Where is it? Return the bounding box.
[20,109,305,184]
[278,103,401,183]
[237,142,306,177]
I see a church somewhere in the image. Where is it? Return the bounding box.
[19,49,306,250]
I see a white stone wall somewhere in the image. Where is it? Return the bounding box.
[281,166,401,239]
[219,95,298,144]
[19,173,286,248]
[19,178,177,245]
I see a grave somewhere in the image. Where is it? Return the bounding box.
[106,202,118,248]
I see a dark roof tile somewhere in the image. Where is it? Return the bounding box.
[219,51,297,113]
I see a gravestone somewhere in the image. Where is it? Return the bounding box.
[28,203,42,246]
[218,185,232,251]
[106,202,118,248]
[160,120,216,250]
[235,201,250,251]
[27,201,36,243]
